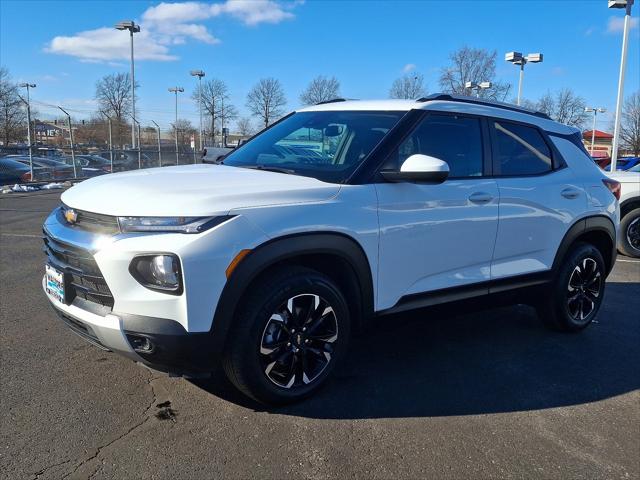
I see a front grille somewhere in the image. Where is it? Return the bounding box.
[43,231,114,309]
[60,204,120,234]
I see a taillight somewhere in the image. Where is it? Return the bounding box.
[602,178,621,200]
[20,171,31,182]
[102,166,112,172]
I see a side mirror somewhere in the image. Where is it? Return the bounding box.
[324,125,343,137]
[381,154,449,183]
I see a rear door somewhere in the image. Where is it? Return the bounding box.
[489,119,587,280]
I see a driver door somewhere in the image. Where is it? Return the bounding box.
[375,112,499,311]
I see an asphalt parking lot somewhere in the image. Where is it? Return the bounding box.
[1,190,638,480]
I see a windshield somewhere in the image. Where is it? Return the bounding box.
[223,110,405,183]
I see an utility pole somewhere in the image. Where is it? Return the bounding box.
[58,106,76,178]
[609,0,634,171]
[585,107,607,155]
[115,21,140,149]
[168,87,184,165]
[100,111,114,173]
[18,83,36,180]
[151,120,162,167]
[190,70,205,151]
[131,116,141,169]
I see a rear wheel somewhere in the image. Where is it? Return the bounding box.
[619,208,640,258]
[537,242,606,332]
[223,267,350,404]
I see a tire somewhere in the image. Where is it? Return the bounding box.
[536,242,606,332]
[223,266,351,405]
[619,208,640,258]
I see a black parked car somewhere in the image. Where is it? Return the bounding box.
[12,156,74,180]
[97,150,152,171]
[0,158,49,184]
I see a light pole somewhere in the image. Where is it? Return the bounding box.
[131,116,142,169]
[151,120,162,167]
[585,107,607,155]
[57,106,77,178]
[464,81,492,98]
[18,83,35,180]
[608,0,634,172]
[100,111,114,173]
[115,20,140,150]
[190,70,205,151]
[169,87,184,165]
[505,52,543,106]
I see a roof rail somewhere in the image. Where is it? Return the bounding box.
[315,98,346,105]
[416,93,551,120]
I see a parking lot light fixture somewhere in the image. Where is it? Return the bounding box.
[114,20,140,150]
[18,83,36,181]
[190,70,205,152]
[505,51,543,106]
[169,87,185,165]
[585,107,607,155]
[465,81,492,98]
[609,0,634,171]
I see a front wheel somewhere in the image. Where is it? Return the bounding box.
[619,208,640,258]
[537,242,606,332]
[223,267,351,405]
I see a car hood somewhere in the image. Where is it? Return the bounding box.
[61,164,341,216]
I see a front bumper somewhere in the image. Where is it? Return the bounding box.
[43,279,219,376]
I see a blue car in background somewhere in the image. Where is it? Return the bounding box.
[605,157,640,171]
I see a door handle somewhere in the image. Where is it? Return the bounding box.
[561,188,581,199]
[468,192,493,204]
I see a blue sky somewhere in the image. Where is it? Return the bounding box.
[1,0,638,131]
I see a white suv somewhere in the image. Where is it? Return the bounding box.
[43,95,620,404]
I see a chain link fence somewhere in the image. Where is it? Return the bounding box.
[0,143,212,185]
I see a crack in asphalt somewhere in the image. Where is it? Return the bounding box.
[30,458,73,480]
[55,374,163,480]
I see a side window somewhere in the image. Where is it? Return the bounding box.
[386,114,484,177]
[493,121,552,175]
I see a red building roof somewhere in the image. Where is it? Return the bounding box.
[583,130,613,139]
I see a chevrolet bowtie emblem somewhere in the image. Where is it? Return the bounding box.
[64,208,78,224]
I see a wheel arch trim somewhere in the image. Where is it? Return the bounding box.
[209,232,375,353]
[552,215,617,275]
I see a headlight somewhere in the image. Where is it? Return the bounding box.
[129,254,183,294]
[118,215,234,233]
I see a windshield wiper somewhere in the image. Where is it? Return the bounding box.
[242,165,297,175]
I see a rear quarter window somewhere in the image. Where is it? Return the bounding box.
[492,121,552,176]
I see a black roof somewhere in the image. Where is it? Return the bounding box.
[416,93,551,120]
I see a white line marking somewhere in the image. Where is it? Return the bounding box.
[617,259,640,264]
[0,233,41,238]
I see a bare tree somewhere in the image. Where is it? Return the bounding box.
[193,78,238,143]
[0,67,26,145]
[171,118,197,147]
[389,73,427,99]
[236,117,254,136]
[536,89,589,128]
[439,46,511,101]
[246,78,287,128]
[620,91,640,156]
[300,76,340,105]
[95,73,136,147]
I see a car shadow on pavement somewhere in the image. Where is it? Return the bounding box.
[192,282,639,419]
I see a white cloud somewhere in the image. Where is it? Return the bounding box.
[45,0,296,62]
[607,15,639,34]
[46,27,178,62]
[402,63,417,73]
[216,0,294,25]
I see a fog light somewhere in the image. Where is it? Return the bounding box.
[129,254,183,294]
[127,334,155,353]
